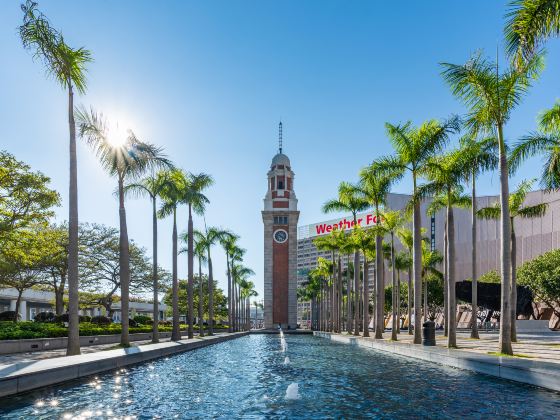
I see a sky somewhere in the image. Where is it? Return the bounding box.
[1,1,560,301]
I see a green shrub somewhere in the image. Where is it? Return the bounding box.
[133,315,153,325]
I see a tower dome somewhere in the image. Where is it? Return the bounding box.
[271,152,291,168]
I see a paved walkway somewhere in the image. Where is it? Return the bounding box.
[0,334,194,367]
[357,330,560,364]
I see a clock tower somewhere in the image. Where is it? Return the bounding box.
[262,122,299,329]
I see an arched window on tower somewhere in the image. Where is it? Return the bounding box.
[278,179,284,190]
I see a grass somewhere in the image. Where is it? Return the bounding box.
[487,351,533,358]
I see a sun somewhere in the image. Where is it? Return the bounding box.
[107,120,128,148]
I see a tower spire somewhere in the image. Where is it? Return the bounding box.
[278,121,283,154]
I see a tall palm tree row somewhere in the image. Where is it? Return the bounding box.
[374,118,459,344]
[19,0,93,356]
[441,52,542,354]
[76,107,171,347]
[323,182,369,335]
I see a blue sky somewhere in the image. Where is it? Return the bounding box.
[1,1,559,300]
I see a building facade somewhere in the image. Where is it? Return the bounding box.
[296,190,560,327]
[262,123,299,329]
[0,288,167,322]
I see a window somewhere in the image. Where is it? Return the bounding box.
[278,180,284,189]
[274,216,288,225]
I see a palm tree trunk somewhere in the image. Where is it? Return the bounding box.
[198,256,204,337]
[66,83,80,356]
[338,254,342,333]
[171,208,180,341]
[118,177,131,347]
[511,223,517,342]
[471,173,479,339]
[443,220,448,337]
[447,201,457,348]
[498,125,513,355]
[187,204,194,339]
[208,250,215,335]
[151,196,159,343]
[423,270,428,321]
[347,254,352,333]
[397,269,401,335]
[391,234,398,341]
[226,253,232,333]
[353,250,360,336]
[363,258,370,337]
[55,275,66,315]
[375,234,384,339]
[407,264,413,335]
[413,176,423,344]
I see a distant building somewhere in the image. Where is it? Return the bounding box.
[0,288,167,321]
[297,190,560,327]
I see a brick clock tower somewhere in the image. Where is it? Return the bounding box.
[262,122,299,329]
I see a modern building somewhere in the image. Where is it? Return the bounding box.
[262,122,299,329]
[0,288,167,322]
[296,189,560,326]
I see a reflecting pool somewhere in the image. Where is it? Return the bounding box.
[1,334,559,419]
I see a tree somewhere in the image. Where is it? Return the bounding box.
[323,182,369,336]
[163,276,228,323]
[359,167,396,339]
[158,169,187,340]
[0,151,60,240]
[179,173,213,339]
[38,223,68,315]
[511,101,560,192]
[79,224,168,318]
[76,106,170,347]
[441,51,542,354]
[477,178,547,341]
[194,227,231,335]
[220,232,240,332]
[426,189,470,338]
[374,117,458,344]
[505,0,560,65]
[19,0,92,355]
[380,210,406,340]
[517,249,560,323]
[0,227,51,321]
[459,136,498,339]
[419,149,469,348]
[124,170,172,343]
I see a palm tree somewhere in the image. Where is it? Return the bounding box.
[421,244,444,322]
[505,0,560,65]
[76,107,170,347]
[180,173,213,339]
[158,169,187,341]
[359,167,396,339]
[426,190,471,338]
[350,227,376,337]
[418,149,469,348]
[323,182,369,336]
[459,136,498,339]
[232,264,254,330]
[477,179,547,341]
[373,117,458,344]
[313,232,341,332]
[230,246,247,331]
[380,210,406,341]
[441,51,542,354]
[123,170,172,343]
[253,300,263,329]
[396,227,414,335]
[511,101,560,191]
[190,230,208,336]
[394,250,412,333]
[220,233,239,332]
[19,0,93,356]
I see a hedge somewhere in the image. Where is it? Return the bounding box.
[0,322,228,340]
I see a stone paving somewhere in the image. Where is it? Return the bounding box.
[364,330,560,364]
[0,334,189,368]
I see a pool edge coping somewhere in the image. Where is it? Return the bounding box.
[0,332,249,398]
[314,332,560,393]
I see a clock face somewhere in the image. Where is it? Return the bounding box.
[273,229,288,243]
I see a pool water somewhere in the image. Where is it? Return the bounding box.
[1,334,559,419]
